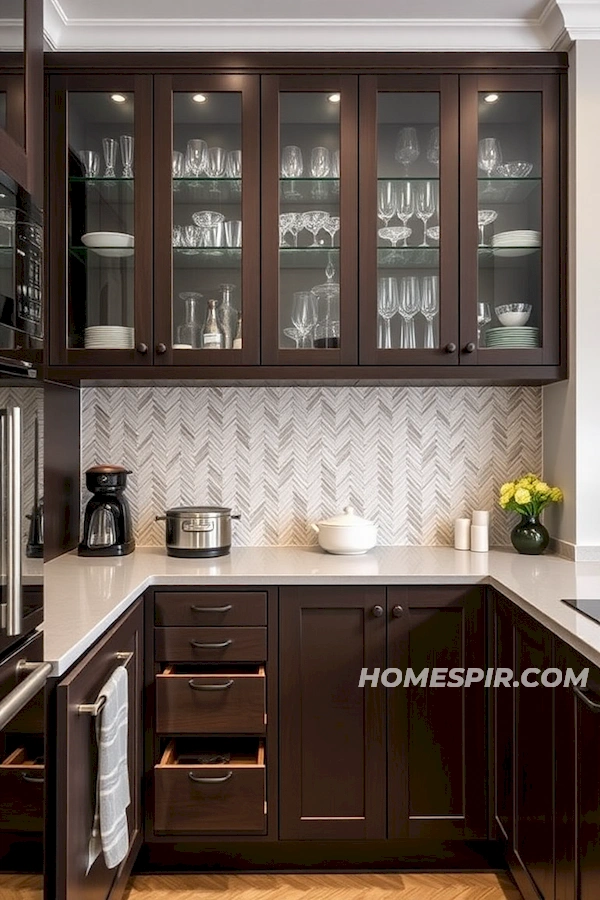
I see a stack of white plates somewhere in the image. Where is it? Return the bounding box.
[486,326,540,349]
[84,326,134,349]
[491,230,541,258]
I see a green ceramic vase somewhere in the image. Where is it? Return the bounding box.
[510,514,550,555]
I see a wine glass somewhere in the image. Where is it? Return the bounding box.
[395,127,420,173]
[377,277,399,349]
[377,181,396,228]
[477,301,492,345]
[79,150,99,178]
[186,139,207,177]
[416,181,438,247]
[287,212,304,248]
[426,127,440,168]
[102,138,117,178]
[172,151,184,191]
[291,291,318,348]
[398,276,421,349]
[119,135,134,178]
[478,138,502,177]
[225,150,242,178]
[478,209,498,245]
[302,210,329,248]
[396,181,415,247]
[281,145,303,200]
[283,326,302,348]
[310,147,331,178]
[207,147,226,178]
[421,275,439,349]
[323,215,340,247]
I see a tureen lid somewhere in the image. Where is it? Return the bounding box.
[165,506,232,518]
[319,506,374,528]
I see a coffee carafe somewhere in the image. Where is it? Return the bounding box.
[78,465,135,557]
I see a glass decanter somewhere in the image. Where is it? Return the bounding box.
[217,283,238,350]
[177,292,204,348]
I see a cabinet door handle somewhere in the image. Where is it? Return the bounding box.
[190,604,233,614]
[190,639,233,650]
[392,604,404,618]
[372,605,384,617]
[445,343,457,353]
[136,342,148,354]
[189,770,233,784]
[573,685,600,711]
[464,342,476,353]
[188,679,234,691]
[22,772,44,784]
[156,343,167,354]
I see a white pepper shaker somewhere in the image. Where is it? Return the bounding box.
[471,524,489,552]
[454,518,471,551]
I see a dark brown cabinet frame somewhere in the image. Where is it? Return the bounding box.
[44,52,567,384]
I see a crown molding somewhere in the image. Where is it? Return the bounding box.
[556,0,600,40]
[0,20,24,52]
[44,0,68,52]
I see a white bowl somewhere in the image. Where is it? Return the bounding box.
[81,232,135,258]
[496,304,532,327]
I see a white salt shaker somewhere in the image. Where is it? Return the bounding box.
[454,518,471,551]
[472,510,490,527]
[471,524,489,552]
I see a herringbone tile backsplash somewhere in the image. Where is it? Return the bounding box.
[81,386,542,547]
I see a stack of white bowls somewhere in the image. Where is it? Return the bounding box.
[84,326,134,349]
[491,230,541,258]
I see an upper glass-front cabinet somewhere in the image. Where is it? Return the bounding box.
[261,76,358,365]
[459,75,560,366]
[359,76,459,365]
[49,74,153,365]
[153,75,260,365]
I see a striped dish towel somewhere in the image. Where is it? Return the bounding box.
[87,665,131,873]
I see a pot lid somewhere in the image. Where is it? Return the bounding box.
[318,506,374,528]
[165,506,232,518]
[86,464,131,475]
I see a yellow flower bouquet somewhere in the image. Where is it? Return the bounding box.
[498,473,563,555]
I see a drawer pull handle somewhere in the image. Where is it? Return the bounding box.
[22,772,44,784]
[191,604,233,614]
[573,685,600,711]
[188,770,233,784]
[190,639,233,650]
[188,679,234,691]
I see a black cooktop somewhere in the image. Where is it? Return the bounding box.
[562,598,600,626]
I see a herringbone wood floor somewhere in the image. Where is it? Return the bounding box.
[122,872,523,900]
[0,875,42,900]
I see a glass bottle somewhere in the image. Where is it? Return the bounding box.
[177,293,203,348]
[217,283,238,349]
[232,313,242,350]
[201,299,225,349]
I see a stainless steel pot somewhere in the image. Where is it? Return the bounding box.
[156,506,241,558]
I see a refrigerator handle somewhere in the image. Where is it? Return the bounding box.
[2,408,23,637]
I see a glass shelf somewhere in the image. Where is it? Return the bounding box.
[377,176,440,182]
[279,179,340,204]
[478,179,540,203]
[278,247,340,269]
[478,247,540,269]
[69,176,134,183]
[173,178,242,203]
[173,247,241,268]
[377,248,439,268]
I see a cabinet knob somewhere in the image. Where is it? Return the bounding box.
[156,343,167,355]
[392,604,404,618]
[372,605,384,618]
[445,343,457,353]
[464,342,476,353]
[136,342,148,354]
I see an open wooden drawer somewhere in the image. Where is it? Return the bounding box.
[0,747,44,832]
[154,739,266,834]
[156,664,266,734]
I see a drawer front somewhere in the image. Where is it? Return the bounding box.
[154,765,266,834]
[155,627,267,662]
[0,768,44,832]
[155,592,267,627]
[156,672,266,734]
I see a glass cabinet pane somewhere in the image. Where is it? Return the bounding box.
[376,93,440,350]
[477,92,541,352]
[279,93,340,350]
[0,186,43,353]
[172,92,242,350]
[67,92,135,350]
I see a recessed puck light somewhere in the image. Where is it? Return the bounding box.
[328,93,341,104]
[484,93,499,104]
[110,94,127,104]
[192,93,207,103]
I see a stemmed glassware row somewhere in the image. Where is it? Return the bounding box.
[378,180,439,247]
[377,274,439,350]
[280,145,340,179]
[78,135,134,178]
[279,211,340,248]
[173,140,242,179]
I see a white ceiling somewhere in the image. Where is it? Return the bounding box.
[42,0,600,52]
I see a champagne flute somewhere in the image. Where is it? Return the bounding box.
[377,181,396,228]
[421,275,439,349]
[478,138,502,177]
[119,135,134,178]
[396,181,415,247]
[79,150,99,178]
[377,277,399,349]
[426,127,440,169]
[416,181,438,247]
[398,276,421,349]
[395,127,419,173]
[186,139,207,177]
[291,291,318,349]
[102,138,117,178]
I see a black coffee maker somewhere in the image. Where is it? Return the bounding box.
[79,465,135,557]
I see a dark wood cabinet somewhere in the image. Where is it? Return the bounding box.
[387,586,487,839]
[53,599,144,900]
[45,53,567,383]
[278,586,387,840]
[490,589,514,845]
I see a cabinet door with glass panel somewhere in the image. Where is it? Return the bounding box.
[153,75,260,365]
[48,75,153,366]
[359,76,459,366]
[261,75,358,365]
[459,75,561,366]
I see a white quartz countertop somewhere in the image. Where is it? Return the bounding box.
[43,545,600,675]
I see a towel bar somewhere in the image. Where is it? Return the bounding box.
[78,651,133,716]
